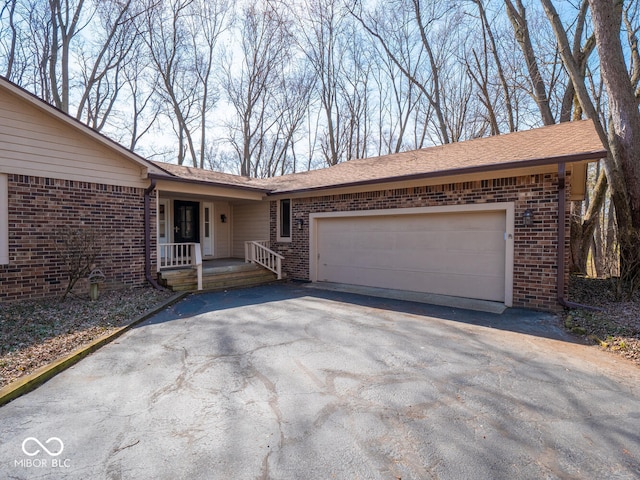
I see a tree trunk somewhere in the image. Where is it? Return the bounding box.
[589,0,640,282]
[605,201,617,276]
[542,0,637,279]
[570,204,586,274]
[4,0,17,79]
[570,167,608,273]
[592,215,603,277]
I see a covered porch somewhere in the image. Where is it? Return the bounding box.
[151,172,281,291]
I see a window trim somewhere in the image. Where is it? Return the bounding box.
[0,174,8,265]
[277,198,292,242]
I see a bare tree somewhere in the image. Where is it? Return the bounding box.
[120,43,162,152]
[223,1,285,176]
[140,0,228,167]
[352,0,462,145]
[298,0,352,165]
[74,0,140,132]
[623,2,640,99]
[441,55,475,141]
[504,0,555,125]
[535,0,605,275]
[465,0,517,135]
[431,7,488,143]
[249,65,314,178]
[19,0,55,100]
[477,0,515,132]
[0,0,19,79]
[187,0,230,168]
[541,0,637,280]
[373,49,425,154]
[142,0,199,166]
[48,0,87,112]
[5,0,142,133]
[588,0,640,282]
[464,34,501,135]
[340,19,376,160]
[223,1,310,177]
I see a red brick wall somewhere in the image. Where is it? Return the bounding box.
[0,174,156,301]
[270,173,571,311]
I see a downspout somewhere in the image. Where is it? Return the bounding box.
[144,178,163,290]
[556,162,600,311]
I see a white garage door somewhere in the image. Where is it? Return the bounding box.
[315,210,507,302]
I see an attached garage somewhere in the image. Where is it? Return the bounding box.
[268,121,607,311]
[310,204,515,306]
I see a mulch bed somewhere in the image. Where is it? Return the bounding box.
[0,287,173,388]
[565,276,640,366]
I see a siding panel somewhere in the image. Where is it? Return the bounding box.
[232,202,270,257]
[0,91,146,187]
[214,202,230,258]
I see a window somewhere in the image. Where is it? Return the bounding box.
[158,200,171,241]
[202,203,213,257]
[204,207,210,238]
[158,203,166,239]
[0,174,8,264]
[278,199,291,242]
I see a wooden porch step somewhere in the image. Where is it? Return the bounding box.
[158,264,278,292]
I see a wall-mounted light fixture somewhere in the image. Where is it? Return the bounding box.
[220,214,227,223]
[296,218,304,230]
[522,208,534,227]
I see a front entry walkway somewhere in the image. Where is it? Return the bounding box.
[1,284,638,479]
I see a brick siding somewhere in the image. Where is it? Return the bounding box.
[0,174,156,302]
[270,173,571,311]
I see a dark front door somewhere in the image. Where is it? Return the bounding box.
[174,200,200,243]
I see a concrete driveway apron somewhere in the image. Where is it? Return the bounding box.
[1,283,639,479]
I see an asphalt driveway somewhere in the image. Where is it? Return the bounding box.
[1,283,639,479]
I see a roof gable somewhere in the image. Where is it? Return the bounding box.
[0,76,168,182]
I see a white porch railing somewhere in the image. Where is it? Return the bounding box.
[244,241,283,280]
[244,240,269,263]
[159,242,203,290]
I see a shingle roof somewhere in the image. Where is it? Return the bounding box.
[264,120,606,194]
[153,120,606,194]
[151,162,271,191]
